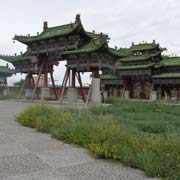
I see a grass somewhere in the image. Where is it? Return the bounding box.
[17,99,180,180]
[0,94,16,100]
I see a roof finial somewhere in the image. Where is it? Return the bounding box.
[99,32,104,42]
[75,14,81,24]
[43,21,48,31]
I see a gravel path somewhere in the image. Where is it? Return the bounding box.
[0,101,158,180]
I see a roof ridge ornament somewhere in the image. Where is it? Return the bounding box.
[43,21,48,31]
[99,32,105,43]
[75,14,81,24]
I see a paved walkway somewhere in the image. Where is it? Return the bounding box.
[0,101,158,180]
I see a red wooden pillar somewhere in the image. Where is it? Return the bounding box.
[60,69,70,102]
[77,72,86,102]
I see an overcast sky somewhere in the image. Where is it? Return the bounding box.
[0,0,180,85]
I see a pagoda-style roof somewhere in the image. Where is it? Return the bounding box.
[152,73,180,79]
[0,66,14,77]
[0,52,30,63]
[158,57,180,67]
[119,52,161,62]
[117,63,155,70]
[14,21,93,45]
[62,35,128,58]
[130,42,159,52]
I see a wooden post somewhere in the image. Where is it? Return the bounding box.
[47,60,58,100]
[31,61,44,101]
[4,78,8,91]
[60,69,70,102]
[16,73,30,100]
[100,80,105,103]
[61,67,68,92]
[76,72,86,102]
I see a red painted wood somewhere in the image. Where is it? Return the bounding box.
[77,72,86,102]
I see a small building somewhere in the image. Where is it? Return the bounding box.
[115,41,163,99]
[152,57,180,100]
[0,65,14,95]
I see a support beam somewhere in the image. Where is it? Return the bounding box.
[31,61,44,101]
[60,69,70,102]
[61,67,68,92]
[76,72,86,102]
[16,73,30,100]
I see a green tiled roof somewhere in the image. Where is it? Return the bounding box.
[152,73,180,79]
[0,52,30,63]
[0,66,14,76]
[130,43,159,51]
[100,74,119,80]
[14,23,85,44]
[108,48,130,57]
[120,55,150,62]
[63,37,106,55]
[119,52,161,62]
[160,57,180,67]
[117,63,155,70]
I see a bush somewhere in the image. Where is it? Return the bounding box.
[17,101,180,180]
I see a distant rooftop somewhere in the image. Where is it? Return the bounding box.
[130,41,159,51]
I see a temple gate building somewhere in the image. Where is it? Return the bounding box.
[1,15,180,101]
